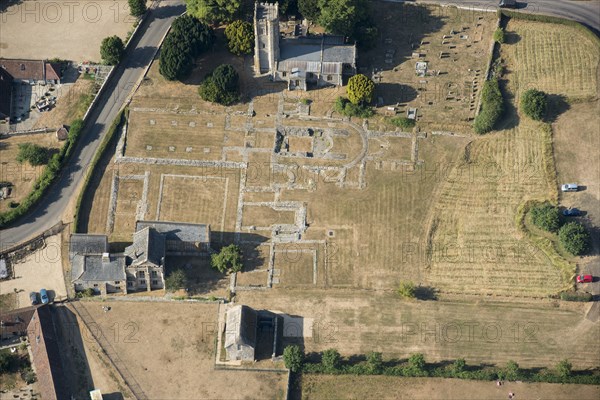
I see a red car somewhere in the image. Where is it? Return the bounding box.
[576,275,593,283]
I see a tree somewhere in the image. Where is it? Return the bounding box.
[473,78,504,134]
[347,74,374,105]
[100,36,125,65]
[128,0,147,17]
[186,0,241,24]
[366,351,383,374]
[397,281,416,299]
[283,345,304,372]
[318,0,359,37]
[521,89,547,121]
[505,360,520,381]
[165,269,187,291]
[199,64,240,105]
[559,222,590,256]
[556,359,572,380]
[0,351,13,373]
[452,358,466,374]
[225,20,254,56]
[210,244,243,274]
[321,348,341,372]
[493,27,505,44]
[408,353,426,372]
[299,0,320,21]
[530,203,561,232]
[159,15,214,80]
[16,143,49,166]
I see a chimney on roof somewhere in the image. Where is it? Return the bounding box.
[102,252,110,263]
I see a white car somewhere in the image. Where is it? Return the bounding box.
[561,183,578,192]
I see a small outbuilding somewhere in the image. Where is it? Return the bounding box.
[56,125,68,141]
[225,305,258,362]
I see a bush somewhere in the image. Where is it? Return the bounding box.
[390,116,416,130]
[366,352,383,374]
[159,15,214,80]
[0,351,14,373]
[186,0,241,24]
[473,78,504,134]
[76,288,95,298]
[334,97,374,118]
[283,345,304,372]
[530,203,561,232]
[225,20,254,56]
[21,367,36,384]
[321,349,341,372]
[128,0,147,17]
[556,359,572,380]
[408,353,426,372]
[493,27,505,44]
[505,360,520,381]
[560,291,592,302]
[397,281,416,299]
[347,74,375,105]
[211,244,243,274]
[165,269,187,291]
[16,143,49,166]
[100,36,125,65]
[199,64,240,106]
[521,89,547,120]
[558,222,589,255]
[452,358,466,374]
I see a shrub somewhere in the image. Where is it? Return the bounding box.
[334,96,374,118]
[473,78,503,134]
[521,89,547,121]
[186,0,241,24]
[76,288,95,298]
[199,64,240,106]
[21,367,36,384]
[283,345,304,372]
[505,360,520,381]
[165,269,187,291]
[390,116,416,130]
[347,74,375,105]
[560,291,592,302]
[159,15,214,80]
[452,358,466,374]
[530,203,561,232]
[408,353,426,372]
[397,281,416,299]
[0,351,14,373]
[225,20,254,56]
[16,143,49,166]
[128,0,147,17]
[100,36,125,65]
[366,351,383,374]
[493,27,505,43]
[558,222,589,255]
[556,359,572,380]
[321,349,341,372]
[211,244,243,274]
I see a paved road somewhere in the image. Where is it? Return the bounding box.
[0,1,185,249]
[415,0,600,32]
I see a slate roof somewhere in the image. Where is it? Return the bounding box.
[277,37,355,76]
[225,305,258,349]
[69,234,109,261]
[124,227,165,266]
[0,67,12,118]
[136,221,210,244]
[72,254,126,282]
[0,59,45,81]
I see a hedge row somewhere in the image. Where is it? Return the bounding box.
[473,78,504,134]
[0,119,85,228]
[560,291,593,302]
[301,352,600,385]
[498,9,600,47]
[73,109,126,233]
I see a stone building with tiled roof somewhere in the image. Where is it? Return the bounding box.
[253,2,357,91]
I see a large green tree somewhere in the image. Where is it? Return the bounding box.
[185,0,241,24]
[210,244,243,273]
[128,0,147,17]
[283,345,304,372]
[299,0,319,21]
[100,35,125,65]
[225,20,254,56]
[521,89,547,120]
[347,74,374,105]
[530,203,561,232]
[559,222,590,255]
[165,269,187,291]
[321,349,341,372]
[16,143,49,166]
[199,64,240,105]
[159,15,214,80]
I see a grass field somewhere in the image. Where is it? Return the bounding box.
[300,375,600,400]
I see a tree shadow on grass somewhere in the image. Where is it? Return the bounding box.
[414,285,438,300]
[545,94,570,123]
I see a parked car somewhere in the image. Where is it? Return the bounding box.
[561,183,578,192]
[29,292,38,305]
[576,275,593,283]
[499,0,517,8]
[562,208,581,217]
[40,288,49,304]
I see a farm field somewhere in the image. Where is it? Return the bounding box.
[237,289,600,369]
[76,301,288,400]
[300,375,600,400]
